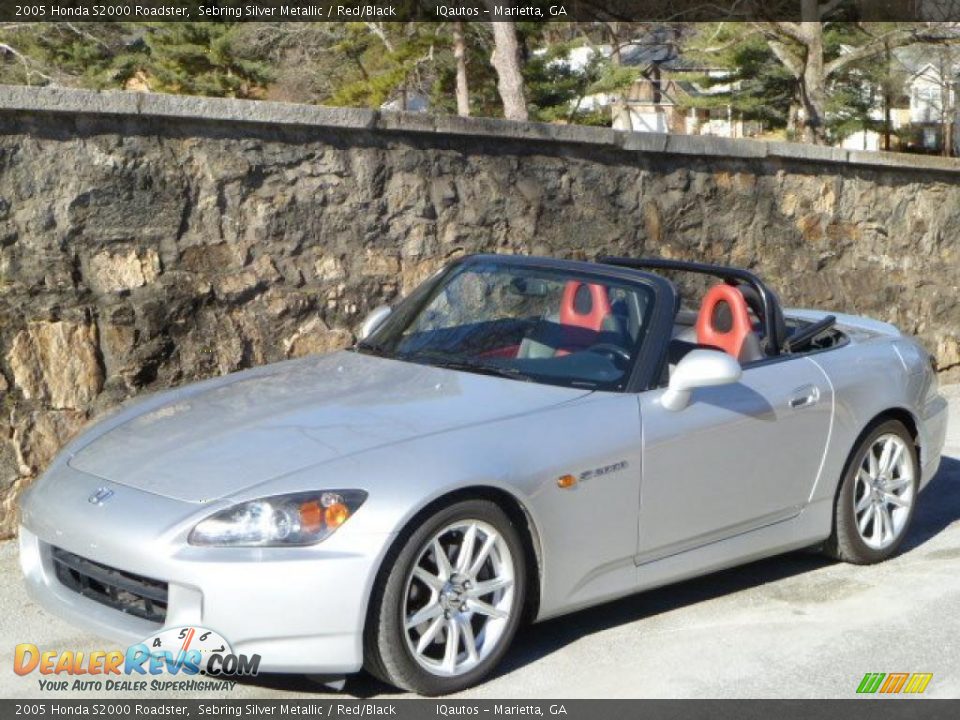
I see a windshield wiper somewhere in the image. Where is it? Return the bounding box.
[434,360,535,382]
[403,353,534,383]
[353,341,394,358]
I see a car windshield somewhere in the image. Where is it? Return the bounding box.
[355,260,656,391]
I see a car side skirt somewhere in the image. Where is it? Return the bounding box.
[534,499,831,623]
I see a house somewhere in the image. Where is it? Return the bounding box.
[614,35,761,138]
[564,30,761,139]
[903,61,958,151]
[570,33,960,153]
[381,90,430,113]
[833,46,960,154]
[611,71,762,138]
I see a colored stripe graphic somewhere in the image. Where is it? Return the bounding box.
[857,672,932,694]
[857,673,886,694]
[903,673,933,694]
[880,673,909,693]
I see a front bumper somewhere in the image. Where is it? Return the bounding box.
[920,390,949,490]
[19,465,395,674]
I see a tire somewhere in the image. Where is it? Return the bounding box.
[364,499,527,695]
[824,419,919,564]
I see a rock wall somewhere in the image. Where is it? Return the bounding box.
[0,87,958,537]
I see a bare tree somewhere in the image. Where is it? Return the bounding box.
[755,1,960,142]
[934,45,960,155]
[694,2,960,143]
[452,21,470,117]
[0,22,103,86]
[0,41,53,85]
[489,21,528,121]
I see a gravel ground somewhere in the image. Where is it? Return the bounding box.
[1,385,957,699]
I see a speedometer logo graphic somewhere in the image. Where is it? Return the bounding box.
[138,626,259,676]
[144,626,231,665]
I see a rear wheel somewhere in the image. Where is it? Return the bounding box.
[364,499,526,695]
[824,420,918,564]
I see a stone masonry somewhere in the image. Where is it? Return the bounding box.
[0,87,957,537]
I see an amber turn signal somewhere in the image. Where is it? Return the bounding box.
[324,502,351,528]
[556,474,577,489]
[298,501,324,533]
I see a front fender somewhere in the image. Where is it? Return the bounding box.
[237,392,645,620]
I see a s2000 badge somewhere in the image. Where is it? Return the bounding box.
[87,487,115,505]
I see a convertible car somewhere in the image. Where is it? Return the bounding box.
[20,254,948,694]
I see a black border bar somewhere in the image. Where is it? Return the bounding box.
[0,1,958,23]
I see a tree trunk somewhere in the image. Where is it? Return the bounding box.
[883,88,892,151]
[798,11,828,144]
[940,50,952,156]
[759,10,960,146]
[786,101,800,138]
[452,21,470,117]
[606,23,632,130]
[489,21,528,121]
[883,41,892,151]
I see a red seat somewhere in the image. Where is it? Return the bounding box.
[560,282,611,331]
[696,283,754,360]
[555,282,612,356]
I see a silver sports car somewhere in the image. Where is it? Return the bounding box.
[19,254,948,694]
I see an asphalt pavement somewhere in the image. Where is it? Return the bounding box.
[1,385,958,699]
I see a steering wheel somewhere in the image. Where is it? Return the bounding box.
[585,343,631,364]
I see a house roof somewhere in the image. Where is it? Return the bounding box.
[620,42,715,72]
[549,25,723,77]
[558,26,719,73]
[892,45,960,80]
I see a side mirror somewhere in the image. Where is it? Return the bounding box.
[358,305,392,342]
[661,349,742,412]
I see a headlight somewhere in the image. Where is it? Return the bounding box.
[188,490,367,547]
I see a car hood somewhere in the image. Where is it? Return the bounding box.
[67,351,590,503]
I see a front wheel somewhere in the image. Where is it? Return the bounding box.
[364,499,526,695]
[824,419,919,564]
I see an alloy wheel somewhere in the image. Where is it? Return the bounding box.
[853,433,915,551]
[402,520,515,677]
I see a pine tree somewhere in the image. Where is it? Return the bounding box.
[685,25,797,133]
[323,23,441,109]
[0,23,140,88]
[524,35,640,126]
[140,23,272,98]
[821,24,901,147]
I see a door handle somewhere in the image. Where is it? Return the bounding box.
[788,385,820,409]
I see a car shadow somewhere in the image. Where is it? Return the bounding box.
[899,455,960,552]
[237,455,960,698]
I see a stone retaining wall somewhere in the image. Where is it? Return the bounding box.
[0,86,957,536]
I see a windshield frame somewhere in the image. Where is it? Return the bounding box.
[353,254,676,393]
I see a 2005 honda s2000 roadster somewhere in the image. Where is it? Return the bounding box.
[20,254,948,694]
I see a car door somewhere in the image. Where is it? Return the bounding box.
[635,356,833,562]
